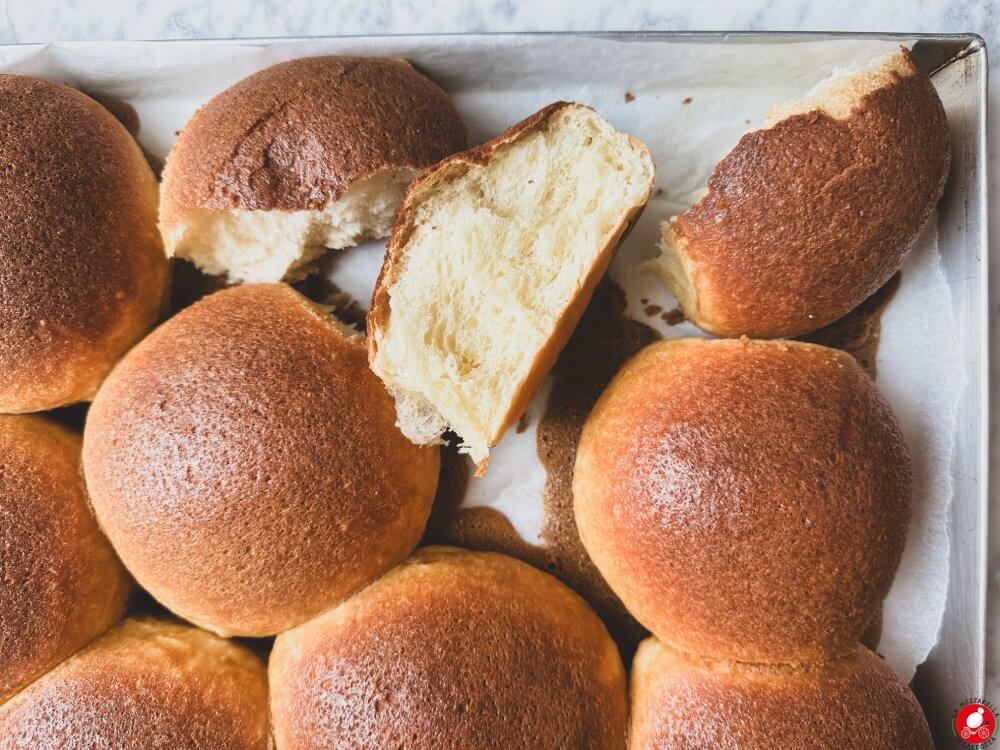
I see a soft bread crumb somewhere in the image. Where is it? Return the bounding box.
[164,168,416,284]
[372,104,654,466]
[649,221,698,316]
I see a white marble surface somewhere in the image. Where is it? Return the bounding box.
[1,0,997,699]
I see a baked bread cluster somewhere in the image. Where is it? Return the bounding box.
[0,44,948,748]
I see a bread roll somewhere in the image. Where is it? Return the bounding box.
[369,102,655,472]
[651,48,949,338]
[0,618,270,749]
[270,546,628,749]
[574,338,911,663]
[0,415,129,704]
[82,284,439,636]
[629,638,933,749]
[0,75,168,413]
[160,56,467,284]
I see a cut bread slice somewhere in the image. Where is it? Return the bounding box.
[650,48,949,339]
[368,102,655,473]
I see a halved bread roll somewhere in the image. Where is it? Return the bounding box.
[651,47,949,338]
[160,56,468,284]
[368,102,655,471]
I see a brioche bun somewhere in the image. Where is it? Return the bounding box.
[574,338,911,663]
[629,638,933,749]
[82,284,439,636]
[0,618,270,749]
[0,75,168,413]
[652,48,949,338]
[160,56,467,284]
[0,415,129,704]
[270,546,628,749]
[368,102,654,471]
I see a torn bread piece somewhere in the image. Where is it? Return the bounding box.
[368,102,655,473]
[160,56,468,284]
[652,47,949,339]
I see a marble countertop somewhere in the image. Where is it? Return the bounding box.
[1,0,995,42]
[2,0,997,699]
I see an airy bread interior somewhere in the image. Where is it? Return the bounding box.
[372,104,654,468]
[651,51,913,318]
[164,168,417,284]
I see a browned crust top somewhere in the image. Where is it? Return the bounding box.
[574,338,912,664]
[160,55,468,225]
[270,546,627,750]
[82,284,438,636]
[0,415,129,704]
[630,639,933,749]
[670,48,949,337]
[0,75,168,409]
[0,618,270,750]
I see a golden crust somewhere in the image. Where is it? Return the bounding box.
[159,55,467,230]
[0,75,169,412]
[0,415,129,704]
[573,338,911,664]
[664,48,949,338]
[82,284,439,637]
[368,102,653,473]
[629,639,933,749]
[0,618,270,749]
[270,546,628,749]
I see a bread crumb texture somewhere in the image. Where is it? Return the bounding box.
[371,103,654,466]
[167,168,416,283]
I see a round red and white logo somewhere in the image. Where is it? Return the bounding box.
[954,702,996,746]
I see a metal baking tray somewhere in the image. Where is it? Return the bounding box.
[0,32,987,745]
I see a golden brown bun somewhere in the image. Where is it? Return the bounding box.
[270,546,628,749]
[629,639,933,749]
[82,284,439,636]
[0,75,168,412]
[0,415,129,704]
[658,48,949,338]
[574,338,911,664]
[160,55,468,224]
[0,618,270,750]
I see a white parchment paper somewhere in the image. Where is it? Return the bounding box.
[0,35,962,682]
